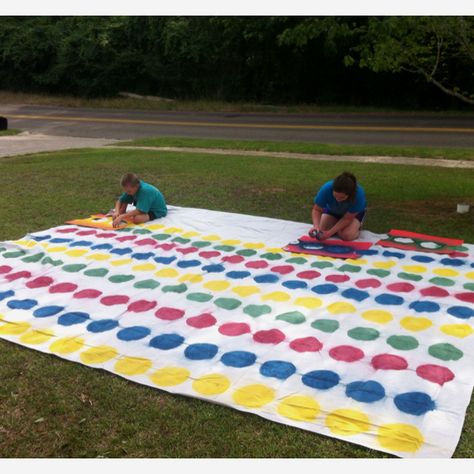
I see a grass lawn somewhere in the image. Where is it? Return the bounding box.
[115,136,474,161]
[0,147,473,458]
[0,129,21,137]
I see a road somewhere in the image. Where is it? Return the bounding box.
[1,103,474,147]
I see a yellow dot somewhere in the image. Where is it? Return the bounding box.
[402,265,427,273]
[155,268,179,278]
[181,231,200,238]
[362,309,393,324]
[164,227,183,233]
[149,367,190,386]
[232,285,260,297]
[66,249,88,257]
[465,271,474,280]
[86,253,110,261]
[193,374,231,395]
[14,239,37,248]
[80,346,118,364]
[373,261,397,269]
[19,329,54,345]
[346,258,368,265]
[147,223,165,230]
[179,273,203,283]
[0,314,4,321]
[204,280,230,291]
[48,246,68,253]
[326,409,370,436]
[327,302,356,314]
[440,324,473,338]
[115,356,152,376]
[0,321,31,335]
[261,291,291,302]
[243,242,265,249]
[277,396,320,422]
[377,423,424,453]
[221,239,241,245]
[433,268,459,277]
[132,263,156,271]
[265,247,283,253]
[50,337,84,354]
[317,256,336,261]
[400,316,432,332]
[294,297,322,309]
[110,258,133,266]
[233,384,275,408]
[202,234,221,241]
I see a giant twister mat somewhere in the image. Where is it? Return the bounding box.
[0,206,473,458]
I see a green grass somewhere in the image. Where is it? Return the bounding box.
[115,136,474,161]
[0,148,473,458]
[0,128,21,137]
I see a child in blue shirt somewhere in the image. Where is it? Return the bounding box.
[311,172,367,241]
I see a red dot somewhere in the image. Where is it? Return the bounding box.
[157,243,176,251]
[329,345,364,362]
[96,232,116,238]
[56,227,77,233]
[246,260,269,269]
[116,235,137,242]
[221,255,244,263]
[100,295,130,306]
[372,354,408,370]
[49,282,78,293]
[200,251,222,258]
[420,286,450,298]
[0,265,12,274]
[128,300,157,312]
[135,238,157,246]
[290,337,323,352]
[26,276,54,288]
[77,230,97,236]
[177,247,198,255]
[186,313,217,329]
[416,364,455,385]
[355,278,381,289]
[219,322,251,336]
[455,292,474,304]
[270,265,295,275]
[155,307,185,321]
[296,270,321,280]
[253,329,286,344]
[5,271,31,281]
[386,282,415,293]
[326,274,350,283]
[73,289,103,299]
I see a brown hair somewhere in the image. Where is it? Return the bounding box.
[121,173,140,187]
[333,172,357,202]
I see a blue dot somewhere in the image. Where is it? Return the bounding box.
[411,255,434,263]
[302,370,340,390]
[447,306,474,319]
[358,249,379,256]
[31,234,50,241]
[50,238,72,244]
[58,312,90,326]
[440,258,465,267]
[375,293,405,305]
[409,301,440,313]
[132,252,154,260]
[394,392,436,416]
[185,343,218,360]
[177,259,201,268]
[87,319,119,333]
[110,247,132,255]
[117,326,151,341]
[226,271,251,279]
[154,256,176,264]
[383,251,405,259]
[220,351,257,368]
[311,284,338,295]
[283,280,308,290]
[260,360,296,380]
[0,290,15,301]
[149,333,185,350]
[341,288,370,302]
[254,274,279,284]
[324,245,353,254]
[202,264,225,273]
[33,305,64,318]
[91,243,113,250]
[70,240,93,247]
[346,380,385,403]
[7,299,38,310]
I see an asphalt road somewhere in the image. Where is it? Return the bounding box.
[1,103,474,147]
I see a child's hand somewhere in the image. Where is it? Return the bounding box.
[112,216,123,228]
[318,231,329,241]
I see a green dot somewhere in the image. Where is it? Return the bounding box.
[3,250,27,258]
[133,229,152,234]
[134,279,160,289]
[42,257,63,266]
[213,245,235,252]
[387,335,419,350]
[311,319,339,333]
[429,277,455,287]
[463,283,474,291]
[187,292,213,302]
[428,343,463,361]
[237,249,257,257]
[397,272,423,282]
[311,261,333,269]
[215,297,241,310]
[171,237,190,244]
[453,245,468,251]
[162,283,187,293]
[286,257,307,264]
[85,268,109,277]
[22,252,45,263]
[348,327,380,341]
[276,311,306,325]
[109,274,135,283]
[63,263,87,273]
[192,240,212,248]
[243,304,272,317]
[367,268,390,278]
[0,247,6,253]
[260,252,283,261]
[338,264,361,273]
[152,233,171,241]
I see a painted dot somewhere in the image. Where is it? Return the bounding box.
[447,306,474,319]
[420,286,450,298]
[149,367,190,386]
[455,292,474,304]
[33,305,64,318]
[187,292,213,302]
[434,268,459,277]
[219,322,251,336]
[260,360,296,380]
[297,270,321,280]
[355,278,381,289]
[311,261,333,269]
[0,321,31,335]
[0,265,12,274]
[202,264,225,273]
[402,265,426,273]
[416,364,455,385]
[326,409,370,435]
[282,280,308,290]
[74,289,102,299]
[409,301,440,313]
[244,304,272,317]
[348,327,380,341]
[428,342,463,361]
[149,333,185,350]
[326,274,350,283]
[115,356,152,375]
[277,396,320,422]
[311,319,339,333]
[254,274,280,284]
[383,250,405,258]
[327,302,356,314]
[311,284,338,295]
[377,424,423,452]
[387,282,415,293]
[271,265,294,275]
[220,351,257,368]
[295,297,322,309]
[26,276,54,288]
[101,295,130,306]
[193,374,231,396]
[440,324,473,338]
[372,354,408,370]
[214,298,242,310]
[253,329,285,344]
[290,337,323,352]
[19,329,54,345]
[400,316,432,332]
[49,282,78,293]
[226,271,251,279]
[84,268,109,277]
[58,312,90,326]
[128,300,157,312]
[80,345,118,364]
[302,370,340,390]
[186,313,217,329]
[439,258,464,266]
[329,345,364,362]
[375,293,404,305]
[117,326,151,341]
[50,337,84,354]
[341,288,370,302]
[261,291,290,302]
[87,319,119,333]
[109,274,135,283]
[185,343,218,360]
[177,259,201,268]
[7,299,37,310]
[6,270,32,281]
[394,392,435,416]
[204,280,230,291]
[134,279,160,289]
[412,255,434,263]
[429,277,455,287]
[233,384,275,409]
[361,310,393,324]
[368,269,390,278]
[0,290,14,301]
[155,307,185,321]
[387,335,419,350]
[346,380,385,403]
[245,260,269,269]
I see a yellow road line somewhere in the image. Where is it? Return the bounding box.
[7,113,474,134]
